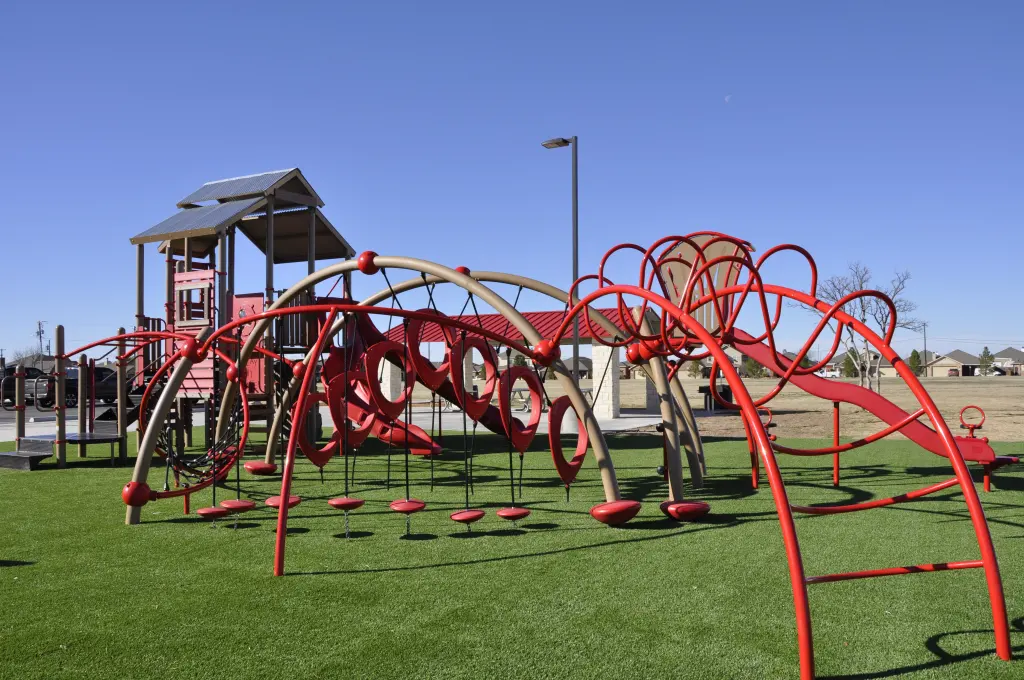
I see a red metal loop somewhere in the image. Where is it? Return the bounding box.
[296,392,339,467]
[548,395,589,486]
[497,366,543,453]
[959,404,985,430]
[447,336,498,421]
[405,309,456,390]
[324,373,375,450]
[363,340,417,421]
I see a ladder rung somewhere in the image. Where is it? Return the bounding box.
[806,560,982,584]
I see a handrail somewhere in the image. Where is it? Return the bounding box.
[0,374,15,411]
[31,377,54,412]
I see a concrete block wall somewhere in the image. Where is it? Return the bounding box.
[591,344,620,419]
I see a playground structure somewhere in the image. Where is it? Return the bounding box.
[1,169,1016,679]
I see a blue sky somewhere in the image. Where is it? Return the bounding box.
[1,2,1021,360]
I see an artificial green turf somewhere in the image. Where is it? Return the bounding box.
[1,432,1023,679]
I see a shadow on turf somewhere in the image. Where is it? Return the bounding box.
[332,530,374,539]
[289,524,725,577]
[820,616,1024,680]
[0,560,34,567]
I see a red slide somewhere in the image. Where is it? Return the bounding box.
[731,329,950,457]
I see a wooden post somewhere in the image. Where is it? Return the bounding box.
[184,400,193,447]
[227,226,236,303]
[136,244,145,331]
[165,245,175,328]
[55,326,66,468]
[307,207,316,276]
[14,363,25,444]
[183,237,193,272]
[218,230,227,326]
[265,194,276,403]
[78,354,87,457]
[117,328,128,464]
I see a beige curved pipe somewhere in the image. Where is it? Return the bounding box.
[221,257,622,501]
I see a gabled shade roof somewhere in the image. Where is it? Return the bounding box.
[177,169,323,208]
[238,207,355,262]
[130,198,264,245]
[133,169,350,262]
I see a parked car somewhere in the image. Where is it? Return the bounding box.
[1,365,48,404]
[948,368,960,377]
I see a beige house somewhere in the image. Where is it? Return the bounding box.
[925,350,980,377]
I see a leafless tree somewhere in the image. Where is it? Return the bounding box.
[8,346,43,368]
[814,263,918,392]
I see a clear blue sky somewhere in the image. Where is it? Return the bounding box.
[2,2,1021,360]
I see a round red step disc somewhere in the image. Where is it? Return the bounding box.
[265,495,302,509]
[197,506,230,520]
[328,497,365,511]
[659,500,711,521]
[496,506,531,521]
[244,461,278,476]
[219,499,256,513]
[389,499,426,515]
[450,509,485,524]
[589,500,642,526]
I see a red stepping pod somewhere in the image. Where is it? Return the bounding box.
[496,507,531,522]
[219,499,256,513]
[450,509,485,524]
[590,500,642,526]
[328,497,365,511]
[197,506,231,520]
[266,495,302,509]
[659,500,711,521]
[244,461,278,476]
[389,499,426,514]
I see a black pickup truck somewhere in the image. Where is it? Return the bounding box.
[1,365,48,404]
[38,366,131,407]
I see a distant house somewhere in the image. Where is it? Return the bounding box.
[926,350,981,377]
[877,350,937,378]
[993,347,1024,376]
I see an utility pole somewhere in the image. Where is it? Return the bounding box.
[920,322,929,378]
[35,321,46,358]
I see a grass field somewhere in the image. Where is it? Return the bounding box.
[1,432,1023,679]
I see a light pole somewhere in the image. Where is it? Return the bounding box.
[542,135,579,381]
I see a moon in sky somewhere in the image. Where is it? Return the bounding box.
[724,94,732,104]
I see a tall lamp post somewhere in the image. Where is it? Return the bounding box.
[542,135,579,381]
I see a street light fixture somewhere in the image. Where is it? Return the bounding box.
[542,137,572,149]
[542,135,579,382]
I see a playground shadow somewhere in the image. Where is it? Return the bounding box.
[398,532,438,541]
[819,617,1024,680]
[289,524,721,577]
[0,560,34,568]
[332,531,374,539]
[35,456,135,471]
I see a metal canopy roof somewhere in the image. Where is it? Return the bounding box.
[133,169,351,263]
[176,168,324,209]
[237,207,355,263]
[130,198,264,245]
[384,308,629,345]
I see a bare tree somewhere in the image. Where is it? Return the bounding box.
[8,345,42,368]
[815,263,918,392]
